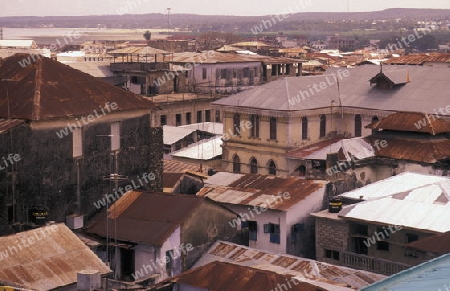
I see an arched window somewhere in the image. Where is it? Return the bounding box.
[301,116,308,140]
[270,117,277,140]
[355,114,362,137]
[233,155,241,173]
[233,113,241,136]
[250,157,258,174]
[371,116,379,134]
[268,160,277,175]
[250,114,260,138]
[319,114,326,137]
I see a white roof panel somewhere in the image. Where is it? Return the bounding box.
[171,137,222,160]
[338,172,448,201]
[163,125,196,145]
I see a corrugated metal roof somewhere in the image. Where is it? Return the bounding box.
[204,172,244,186]
[163,159,209,174]
[406,231,450,254]
[108,46,168,55]
[0,54,155,121]
[193,241,385,290]
[0,118,25,133]
[66,61,114,78]
[0,223,110,290]
[178,122,223,135]
[361,254,450,291]
[366,112,450,135]
[170,51,298,64]
[365,133,450,164]
[171,136,222,160]
[212,65,450,114]
[174,261,331,291]
[87,191,203,246]
[163,125,196,145]
[339,193,450,233]
[199,174,327,211]
[163,172,185,188]
[385,53,450,65]
[338,172,449,201]
[287,137,374,161]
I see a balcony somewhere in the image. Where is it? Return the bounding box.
[340,251,411,276]
[110,62,169,72]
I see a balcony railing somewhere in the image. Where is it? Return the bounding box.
[340,251,411,276]
[110,62,169,72]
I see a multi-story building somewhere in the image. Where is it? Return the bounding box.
[0,54,163,234]
[312,172,450,276]
[212,65,450,176]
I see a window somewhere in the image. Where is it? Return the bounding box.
[233,69,237,78]
[215,110,221,122]
[354,224,368,236]
[250,158,258,174]
[301,116,308,140]
[220,69,227,79]
[186,112,192,125]
[269,117,277,140]
[320,114,326,137]
[166,250,174,275]
[268,160,277,175]
[406,233,419,244]
[111,122,120,151]
[250,114,260,138]
[233,155,241,173]
[244,67,250,78]
[325,249,340,260]
[160,115,167,126]
[371,116,379,134]
[233,113,241,136]
[197,111,202,123]
[202,68,207,80]
[355,114,362,137]
[247,221,258,241]
[72,128,82,158]
[377,241,390,251]
[354,237,368,255]
[176,114,182,126]
[205,110,211,122]
[264,223,280,244]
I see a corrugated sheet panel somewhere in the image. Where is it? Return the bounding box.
[0,54,155,121]
[199,174,327,211]
[0,118,25,133]
[361,254,450,291]
[338,172,448,201]
[171,137,222,160]
[163,125,196,145]
[193,241,385,290]
[0,224,110,290]
[163,159,209,174]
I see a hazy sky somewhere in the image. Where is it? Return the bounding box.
[0,0,449,16]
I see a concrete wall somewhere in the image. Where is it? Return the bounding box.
[0,111,163,234]
[218,107,390,177]
[315,216,349,265]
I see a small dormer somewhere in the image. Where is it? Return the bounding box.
[369,65,410,90]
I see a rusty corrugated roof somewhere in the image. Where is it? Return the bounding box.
[163,172,185,188]
[193,241,385,290]
[173,261,328,291]
[286,136,345,159]
[199,174,327,211]
[163,159,210,174]
[0,223,110,290]
[407,231,450,254]
[108,46,169,55]
[366,112,450,135]
[365,133,450,164]
[87,191,203,246]
[385,53,450,65]
[0,54,155,121]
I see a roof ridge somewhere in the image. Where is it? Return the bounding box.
[32,58,43,121]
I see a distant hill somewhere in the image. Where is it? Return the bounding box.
[0,8,449,30]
